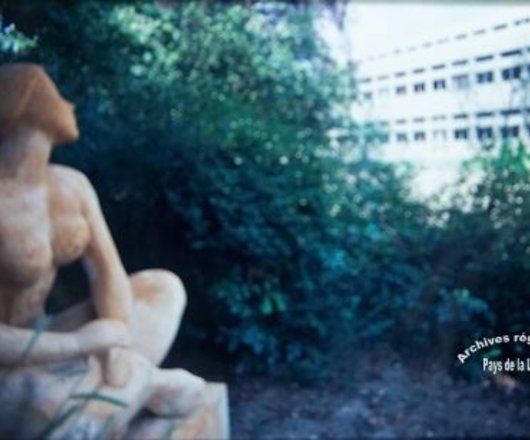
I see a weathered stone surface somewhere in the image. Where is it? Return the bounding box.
[128,383,229,439]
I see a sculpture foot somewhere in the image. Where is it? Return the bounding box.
[128,383,229,440]
[147,368,207,417]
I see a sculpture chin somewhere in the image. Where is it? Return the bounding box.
[55,121,79,145]
[43,98,79,145]
[53,98,79,145]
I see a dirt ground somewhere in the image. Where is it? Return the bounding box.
[228,350,530,439]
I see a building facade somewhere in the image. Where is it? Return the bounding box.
[353,15,530,195]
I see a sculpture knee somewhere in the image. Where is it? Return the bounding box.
[131,269,187,314]
[130,270,187,365]
[151,270,187,317]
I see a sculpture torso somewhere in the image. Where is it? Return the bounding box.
[0,165,90,326]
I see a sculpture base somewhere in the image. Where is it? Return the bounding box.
[127,383,229,439]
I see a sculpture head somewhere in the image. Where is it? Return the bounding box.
[0,63,78,144]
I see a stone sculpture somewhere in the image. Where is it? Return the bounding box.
[0,63,224,439]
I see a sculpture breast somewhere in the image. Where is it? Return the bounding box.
[0,193,53,285]
[51,216,90,265]
[0,233,52,285]
[47,166,92,266]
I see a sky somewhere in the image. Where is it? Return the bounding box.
[321,2,530,62]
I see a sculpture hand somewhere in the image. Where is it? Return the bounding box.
[76,319,131,354]
[101,347,134,388]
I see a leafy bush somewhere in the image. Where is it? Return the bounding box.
[0,12,34,55]
[432,142,530,361]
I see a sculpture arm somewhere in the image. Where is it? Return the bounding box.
[0,319,127,366]
[0,322,80,366]
[77,173,133,326]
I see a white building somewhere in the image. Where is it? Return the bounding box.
[353,15,530,196]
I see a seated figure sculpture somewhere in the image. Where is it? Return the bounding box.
[0,63,206,438]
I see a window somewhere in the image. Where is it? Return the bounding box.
[378,87,389,97]
[414,131,426,141]
[501,109,521,117]
[477,71,494,84]
[502,49,522,57]
[395,85,407,95]
[477,111,494,118]
[476,54,494,62]
[454,113,468,120]
[453,74,470,89]
[413,82,426,93]
[493,23,508,31]
[433,79,446,90]
[501,126,520,139]
[433,129,447,141]
[396,132,408,143]
[477,127,493,140]
[379,132,390,143]
[432,63,446,70]
[362,91,373,100]
[502,65,522,80]
[454,128,468,140]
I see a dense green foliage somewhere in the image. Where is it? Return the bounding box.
[1,2,529,378]
[432,143,530,368]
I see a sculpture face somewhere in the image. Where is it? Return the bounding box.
[26,69,79,144]
[0,63,79,144]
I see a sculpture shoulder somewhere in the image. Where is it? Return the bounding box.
[48,165,98,204]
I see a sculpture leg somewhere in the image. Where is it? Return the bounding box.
[128,269,186,365]
[128,270,206,416]
[52,269,186,365]
[145,367,206,417]
[51,269,206,418]
[51,350,155,439]
[0,351,155,439]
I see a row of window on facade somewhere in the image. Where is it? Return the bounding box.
[394,125,522,143]
[391,108,525,126]
[358,47,528,86]
[361,64,527,101]
[360,18,530,63]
